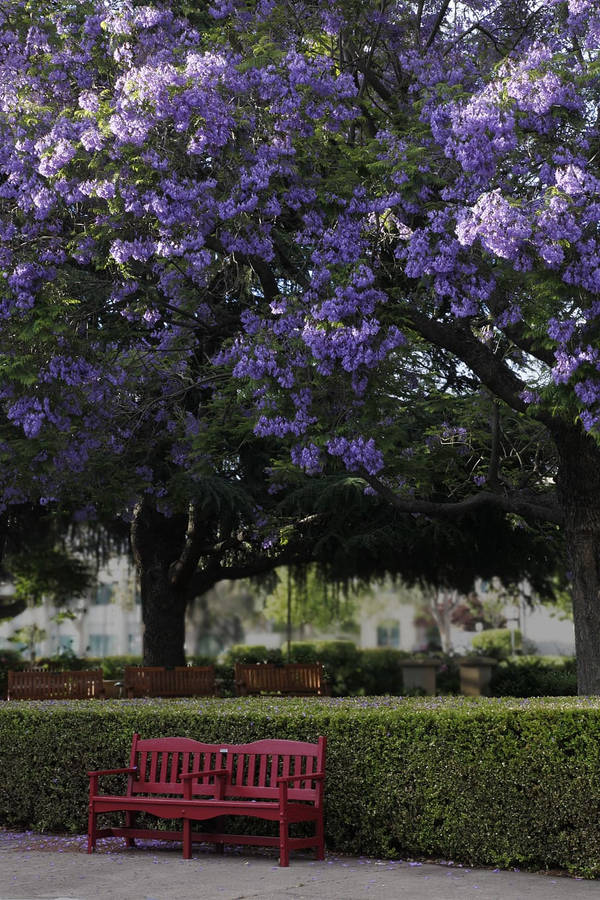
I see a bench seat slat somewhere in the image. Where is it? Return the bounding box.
[92,796,319,821]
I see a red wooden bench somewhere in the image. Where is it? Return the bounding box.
[123,665,216,698]
[87,732,326,866]
[234,662,329,696]
[7,669,106,700]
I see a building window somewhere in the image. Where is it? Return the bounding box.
[127,632,140,652]
[57,636,74,653]
[88,634,115,655]
[94,584,113,606]
[377,620,400,648]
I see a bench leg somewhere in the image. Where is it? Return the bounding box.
[183,818,192,859]
[124,811,136,848]
[279,817,290,867]
[87,802,98,854]
[315,814,325,860]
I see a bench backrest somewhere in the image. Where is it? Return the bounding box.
[123,666,216,697]
[127,733,326,803]
[7,669,105,700]
[235,662,325,695]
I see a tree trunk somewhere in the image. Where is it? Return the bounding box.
[139,557,188,666]
[427,587,456,654]
[555,425,600,694]
[130,500,191,667]
[566,523,600,695]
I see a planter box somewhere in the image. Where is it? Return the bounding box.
[401,660,438,695]
[459,657,497,696]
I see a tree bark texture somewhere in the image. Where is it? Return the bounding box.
[138,558,188,666]
[554,425,600,694]
[130,501,191,667]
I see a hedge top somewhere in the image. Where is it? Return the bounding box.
[2,694,600,718]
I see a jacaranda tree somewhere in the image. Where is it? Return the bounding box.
[0,0,459,664]
[0,0,355,663]
[0,0,595,683]
[218,0,600,691]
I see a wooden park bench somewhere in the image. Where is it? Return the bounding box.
[87,732,326,866]
[7,669,106,700]
[234,662,329,696]
[123,665,216,698]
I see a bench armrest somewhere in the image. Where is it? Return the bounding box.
[88,766,137,778]
[181,768,228,781]
[277,771,326,785]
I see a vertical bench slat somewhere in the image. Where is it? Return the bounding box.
[258,751,268,788]
[159,750,169,785]
[247,753,256,787]
[149,750,159,786]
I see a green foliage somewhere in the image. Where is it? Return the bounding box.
[0,648,26,699]
[221,644,284,665]
[358,648,408,695]
[3,697,600,876]
[471,628,523,659]
[84,655,143,679]
[10,548,93,606]
[490,657,577,697]
[260,565,363,631]
[7,624,47,661]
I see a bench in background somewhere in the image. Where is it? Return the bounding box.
[7,669,106,700]
[234,662,329,696]
[123,665,216,698]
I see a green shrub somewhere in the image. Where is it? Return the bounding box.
[35,651,92,672]
[434,656,461,694]
[2,696,600,876]
[471,628,521,659]
[280,640,363,694]
[84,656,143,679]
[221,644,283,665]
[490,657,577,697]
[286,641,319,663]
[0,648,26,699]
[358,648,406,695]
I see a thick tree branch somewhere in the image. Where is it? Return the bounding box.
[362,473,563,525]
[189,536,312,598]
[415,0,425,46]
[170,501,206,590]
[424,0,451,50]
[487,399,501,489]
[404,308,532,415]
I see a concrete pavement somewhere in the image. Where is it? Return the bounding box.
[0,830,598,900]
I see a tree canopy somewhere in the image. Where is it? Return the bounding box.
[0,0,596,680]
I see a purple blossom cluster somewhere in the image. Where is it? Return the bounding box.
[0,0,600,510]
[326,436,384,476]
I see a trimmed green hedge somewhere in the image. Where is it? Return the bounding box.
[1,696,600,876]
